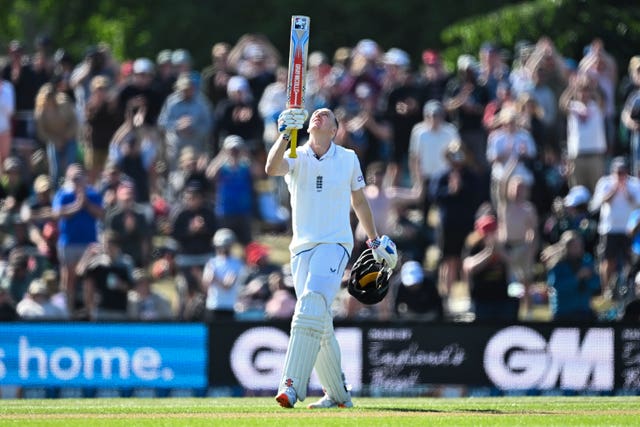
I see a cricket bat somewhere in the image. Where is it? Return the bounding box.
[286,15,310,158]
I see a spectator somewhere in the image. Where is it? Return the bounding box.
[542,231,600,321]
[559,73,607,192]
[444,54,489,171]
[16,278,68,319]
[127,268,173,320]
[477,42,510,101]
[69,45,116,125]
[201,42,233,106]
[104,181,152,267]
[0,157,32,216]
[417,49,451,103]
[380,47,423,184]
[334,82,392,172]
[0,248,37,305]
[496,162,539,315]
[201,228,247,321]
[116,57,162,125]
[166,146,209,206]
[544,185,598,256]
[171,49,193,77]
[462,214,519,322]
[237,241,281,319]
[34,83,79,188]
[76,231,134,320]
[353,162,423,259]
[96,160,125,212]
[432,142,482,299]
[152,49,175,103]
[206,135,255,245]
[590,157,640,299]
[621,65,640,176]
[157,71,213,172]
[258,66,288,146]
[482,81,516,131]
[0,286,17,321]
[22,174,58,263]
[213,75,263,154]
[264,270,296,320]
[409,100,461,220]
[0,75,15,170]
[84,75,120,184]
[393,260,443,321]
[170,180,217,270]
[486,107,537,206]
[2,40,40,142]
[52,164,104,315]
[109,97,159,206]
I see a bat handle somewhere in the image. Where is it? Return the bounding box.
[288,129,298,158]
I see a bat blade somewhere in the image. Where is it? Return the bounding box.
[286,15,310,158]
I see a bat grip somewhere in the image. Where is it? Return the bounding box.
[288,129,298,158]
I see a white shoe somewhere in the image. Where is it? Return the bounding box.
[275,387,297,408]
[307,393,353,409]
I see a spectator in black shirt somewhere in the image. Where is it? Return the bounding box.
[463,214,519,322]
[394,260,443,321]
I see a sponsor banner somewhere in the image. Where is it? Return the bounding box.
[209,321,362,392]
[618,326,640,390]
[210,322,617,393]
[0,323,207,388]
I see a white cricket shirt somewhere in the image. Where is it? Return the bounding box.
[285,142,365,254]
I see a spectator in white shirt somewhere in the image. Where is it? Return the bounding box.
[590,157,640,298]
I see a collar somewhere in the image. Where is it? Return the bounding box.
[308,142,336,161]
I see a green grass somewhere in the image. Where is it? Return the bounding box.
[0,396,639,426]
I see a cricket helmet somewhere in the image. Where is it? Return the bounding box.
[348,249,392,305]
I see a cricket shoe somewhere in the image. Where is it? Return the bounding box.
[275,387,297,408]
[307,393,353,409]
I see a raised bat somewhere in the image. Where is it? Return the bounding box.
[286,15,310,158]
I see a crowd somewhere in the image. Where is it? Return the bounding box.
[0,31,640,323]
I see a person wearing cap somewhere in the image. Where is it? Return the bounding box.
[157,71,213,173]
[206,135,254,245]
[52,163,104,315]
[410,100,460,216]
[432,141,483,300]
[34,82,79,188]
[16,278,68,319]
[202,228,247,321]
[171,49,193,75]
[23,174,58,261]
[462,214,518,322]
[545,185,598,256]
[69,45,116,123]
[170,178,217,270]
[166,145,209,206]
[444,54,490,171]
[393,260,443,321]
[84,74,120,184]
[116,57,162,125]
[152,49,176,103]
[0,156,31,215]
[417,49,451,102]
[213,74,263,153]
[542,230,600,321]
[590,157,640,298]
[127,268,173,320]
[477,41,509,101]
[382,48,424,184]
[1,247,38,305]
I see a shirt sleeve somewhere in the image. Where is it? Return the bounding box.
[351,153,366,191]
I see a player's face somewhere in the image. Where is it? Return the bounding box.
[308,108,337,136]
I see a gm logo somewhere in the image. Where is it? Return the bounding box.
[483,326,613,391]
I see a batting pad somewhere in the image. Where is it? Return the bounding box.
[313,315,350,404]
[279,291,327,401]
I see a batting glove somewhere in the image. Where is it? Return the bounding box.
[278,108,308,132]
[366,235,398,269]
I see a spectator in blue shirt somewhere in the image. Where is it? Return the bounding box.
[52,163,104,315]
[543,230,600,321]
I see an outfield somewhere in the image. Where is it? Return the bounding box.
[0,396,638,426]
